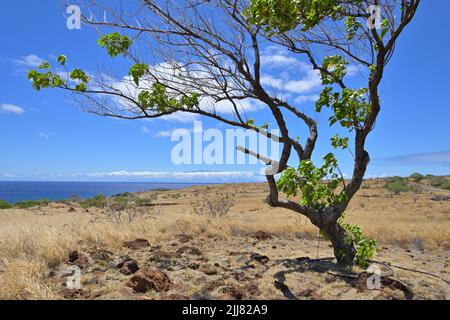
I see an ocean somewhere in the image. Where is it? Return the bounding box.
[0,181,205,203]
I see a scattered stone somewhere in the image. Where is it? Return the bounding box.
[199,267,218,276]
[68,250,79,263]
[440,241,450,251]
[191,292,213,300]
[201,280,226,292]
[117,259,140,275]
[234,272,246,281]
[127,267,173,293]
[69,252,89,269]
[60,288,85,300]
[325,274,336,283]
[123,239,150,250]
[87,290,106,300]
[251,253,270,264]
[179,235,193,243]
[68,207,77,213]
[166,294,189,300]
[176,246,202,256]
[253,231,273,240]
[221,284,249,300]
[90,249,113,262]
[188,263,200,270]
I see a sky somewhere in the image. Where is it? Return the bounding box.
[0,0,449,182]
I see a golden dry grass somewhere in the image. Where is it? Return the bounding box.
[0,180,448,299]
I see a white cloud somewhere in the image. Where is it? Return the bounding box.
[346,65,360,76]
[0,103,25,115]
[37,132,51,140]
[294,94,320,104]
[284,69,322,93]
[141,126,150,133]
[101,63,261,122]
[260,47,304,68]
[154,130,172,138]
[82,170,257,180]
[261,68,321,95]
[11,54,45,68]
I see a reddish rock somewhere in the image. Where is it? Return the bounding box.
[90,249,113,262]
[123,238,150,250]
[74,254,89,269]
[179,235,193,243]
[201,280,226,292]
[60,288,85,299]
[87,290,106,300]
[166,294,189,300]
[117,259,140,275]
[127,267,173,293]
[199,267,218,276]
[253,231,273,240]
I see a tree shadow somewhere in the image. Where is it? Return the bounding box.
[272,257,413,300]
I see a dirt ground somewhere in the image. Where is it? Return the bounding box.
[0,180,448,300]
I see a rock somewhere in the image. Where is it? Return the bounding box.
[179,235,193,243]
[253,231,273,240]
[221,284,247,300]
[199,267,218,276]
[176,246,202,256]
[123,238,150,250]
[127,267,173,293]
[72,254,89,269]
[117,259,140,275]
[90,249,113,262]
[68,250,79,263]
[234,272,246,281]
[297,288,316,298]
[440,241,450,251]
[60,288,85,299]
[324,274,335,283]
[87,290,106,300]
[68,207,77,213]
[251,253,270,264]
[191,292,213,300]
[188,263,200,270]
[166,294,189,300]
[201,280,226,292]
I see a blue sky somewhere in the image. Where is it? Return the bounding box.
[0,1,449,182]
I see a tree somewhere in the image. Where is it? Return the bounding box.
[27,0,420,265]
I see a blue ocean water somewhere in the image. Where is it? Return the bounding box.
[0,181,205,203]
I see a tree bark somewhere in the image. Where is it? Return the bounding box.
[323,222,356,266]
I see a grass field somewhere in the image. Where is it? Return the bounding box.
[0,179,448,300]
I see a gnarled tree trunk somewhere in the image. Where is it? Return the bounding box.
[322,222,356,265]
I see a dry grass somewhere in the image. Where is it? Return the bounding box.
[0,180,449,299]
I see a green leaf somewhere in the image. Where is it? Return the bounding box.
[57,55,67,66]
[98,32,132,57]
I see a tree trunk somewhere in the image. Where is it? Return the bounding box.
[323,222,356,266]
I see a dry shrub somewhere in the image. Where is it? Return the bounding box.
[191,193,235,218]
